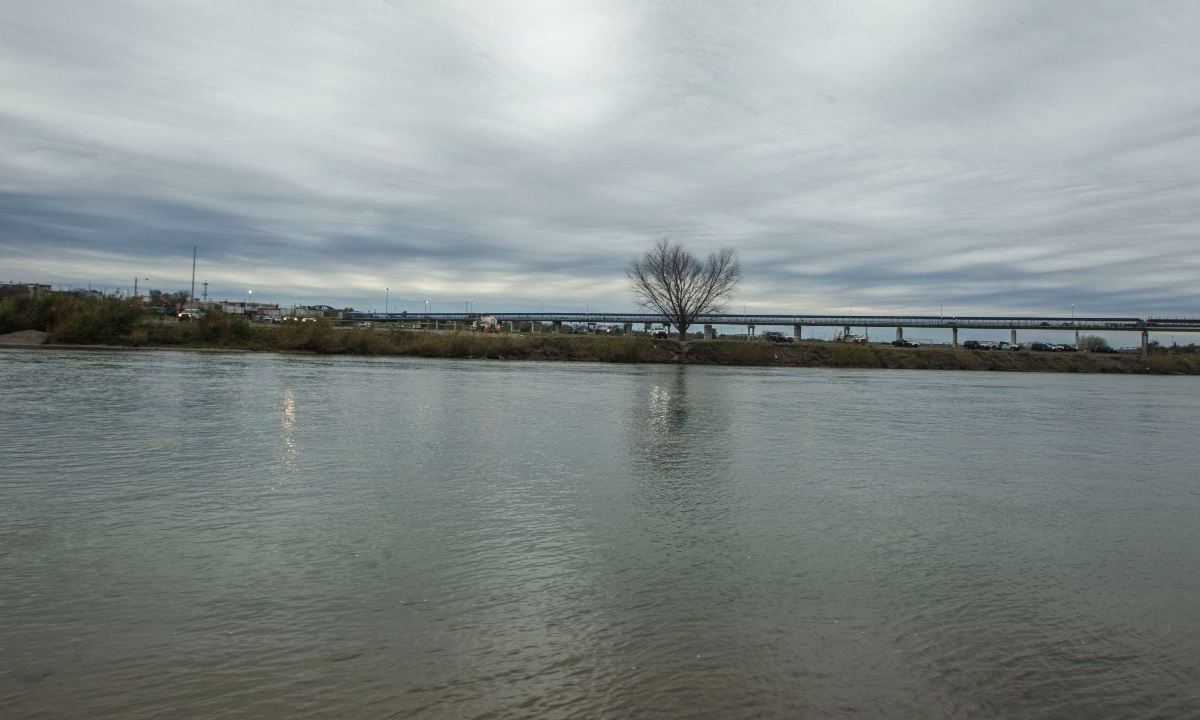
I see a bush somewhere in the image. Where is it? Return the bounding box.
[0,294,58,334]
[0,294,146,344]
[196,309,251,344]
[276,318,339,351]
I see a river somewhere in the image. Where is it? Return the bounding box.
[2,348,1198,718]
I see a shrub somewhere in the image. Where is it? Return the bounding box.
[45,296,143,344]
[196,309,251,344]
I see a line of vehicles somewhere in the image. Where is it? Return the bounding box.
[962,340,1121,353]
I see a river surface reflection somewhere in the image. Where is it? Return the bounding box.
[2,349,1199,718]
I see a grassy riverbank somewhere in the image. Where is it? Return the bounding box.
[4,295,1198,374]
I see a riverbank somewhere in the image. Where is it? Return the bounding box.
[4,325,1199,374]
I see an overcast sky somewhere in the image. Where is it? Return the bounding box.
[2,1,1198,315]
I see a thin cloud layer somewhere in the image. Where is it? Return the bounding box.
[2,1,1198,315]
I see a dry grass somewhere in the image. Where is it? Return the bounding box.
[21,307,1200,375]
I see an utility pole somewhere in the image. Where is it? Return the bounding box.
[190,245,197,301]
[202,282,208,301]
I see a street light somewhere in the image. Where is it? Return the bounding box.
[385,287,390,315]
[133,277,148,297]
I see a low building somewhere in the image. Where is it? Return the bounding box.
[0,282,53,300]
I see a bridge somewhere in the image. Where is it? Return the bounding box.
[342,311,1200,351]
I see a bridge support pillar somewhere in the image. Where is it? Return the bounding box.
[552,320,562,333]
[643,322,651,333]
[895,327,904,341]
[1074,329,1080,349]
[624,322,633,334]
[1011,328,1018,345]
[747,324,755,339]
[1141,329,1150,354]
[703,324,715,340]
[951,327,959,347]
[793,324,802,342]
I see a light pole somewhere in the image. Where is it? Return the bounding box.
[133,277,148,297]
[385,287,389,315]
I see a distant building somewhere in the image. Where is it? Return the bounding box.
[0,282,52,300]
[212,300,280,317]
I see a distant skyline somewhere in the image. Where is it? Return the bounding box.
[3,2,1199,316]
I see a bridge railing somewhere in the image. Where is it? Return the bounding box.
[340,312,1199,332]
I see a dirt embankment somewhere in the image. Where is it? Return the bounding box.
[0,330,48,346]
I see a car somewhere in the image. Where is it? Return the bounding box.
[652,330,669,339]
[892,339,919,347]
[1030,342,1053,351]
[301,317,317,323]
[962,340,981,349]
[356,321,373,328]
[1089,345,1117,353]
[1009,343,1024,351]
[763,331,794,343]
[177,308,203,321]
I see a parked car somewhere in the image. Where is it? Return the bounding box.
[1009,343,1024,351]
[892,339,919,347]
[1030,342,1053,351]
[177,308,203,321]
[763,331,794,343]
[652,330,669,339]
[962,340,981,349]
[1089,345,1117,353]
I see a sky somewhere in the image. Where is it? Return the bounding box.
[2,1,1199,317]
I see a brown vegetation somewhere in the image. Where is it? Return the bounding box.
[5,294,1198,374]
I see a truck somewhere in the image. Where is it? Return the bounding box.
[472,314,501,333]
[834,326,868,344]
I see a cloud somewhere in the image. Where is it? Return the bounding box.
[2,1,1199,315]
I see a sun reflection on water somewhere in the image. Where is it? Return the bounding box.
[280,386,298,471]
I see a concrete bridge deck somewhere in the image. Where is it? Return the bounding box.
[345,311,1200,333]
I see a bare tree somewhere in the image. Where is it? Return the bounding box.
[627,239,741,340]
